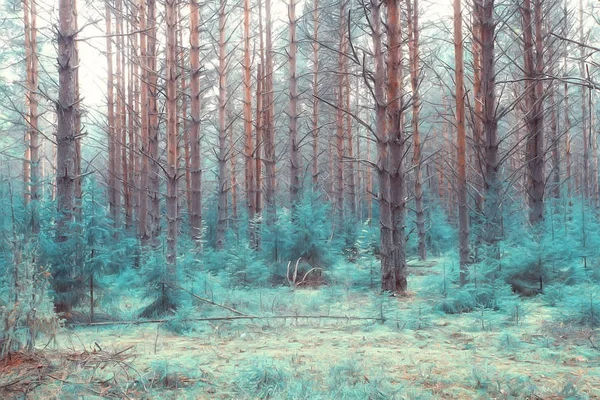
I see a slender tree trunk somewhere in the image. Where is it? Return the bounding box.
[56,0,79,241]
[243,0,254,218]
[227,84,238,226]
[130,8,140,229]
[406,0,426,260]
[311,0,320,189]
[148,0,160,242]
[480,0,501,246]
[454,0,470,284]
[578,0,588,200]
[105,4,119,226]
[216,0,229,249]
[335,0,347,220]
[288,0,300,206]
[165,0,178,268]
[24,0,40,233]
[387,0,408,292]
[189,0,202,243]
[522,0,545,224]
[138,0,149,240]
[117,0,131,230]
[472,0,485,211]
[254,62,263,244]
[346,71,356,216]
[264,0,276,226]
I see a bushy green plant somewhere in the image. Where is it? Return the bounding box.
[235,359,289,399]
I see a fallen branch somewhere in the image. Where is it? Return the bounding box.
[168,284,252,317]
[70,314,386,327]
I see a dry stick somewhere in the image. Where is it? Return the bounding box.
[70,314,387,327]
[167,284,251,316]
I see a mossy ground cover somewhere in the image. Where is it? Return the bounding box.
[2,257,599,399]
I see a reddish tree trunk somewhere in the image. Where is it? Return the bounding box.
[189,0,203,242]
[165,0,178,268]
[454,0,470,284]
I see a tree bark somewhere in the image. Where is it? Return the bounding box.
[216,0,229,249]
[264,0,276,226]
[56,0,79,241]
[480,0,501,246]
[311,0,320,190]
[189,0,202,243]
[387,0,408,292]
[165,0,178,268]
[147,0,160,242]
[23,0,40,233]
[288,0,300,206]
[454,0,470,284]
[243,0,254,218]
[138,0,149,240]
[521,0,545,225]
[406,0,426,260]
[105,3,119,226]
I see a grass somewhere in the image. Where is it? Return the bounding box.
[2,257,600,399]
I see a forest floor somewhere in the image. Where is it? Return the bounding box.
[1,258,599,399]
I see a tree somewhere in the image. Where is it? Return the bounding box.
[23,0,39,233]
[165,0,179,271]
[216,0,229,249]
[311,0,320,189]
[289,0,300,206]
[56,0,79,242]
[264,0,276,226]
[479,0,502,247]
[243,0,254,221]
[406,0,426,260]
[454,0,469,284]
[387,0,408,292]
[521,0,545,225]
[189,0,203,243]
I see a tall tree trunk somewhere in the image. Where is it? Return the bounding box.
[264,0,276,226]
[563,4,571,198]
[165,0,178,269]
[387,0,408,292]
[335,0,347,221]
[148,0,160,242]
[254,62,263,244]
[472,0,485,211]
[117,0,131,230]
[289,0,300,206]
[522,0,545,225]
[189,0,202,243]
[105,4,119,226]
[454,0,470,284]
[56,0,79,241]
[311,0,320,189]
[216,0,229,249]
[406,0,426,260]
[23,0,40,233]
[138,0,149,240]
[346,71,356,216]
[578,0,589,200]
[243,0,254,218]
[130,8,140,229]
[480,0,501,246]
